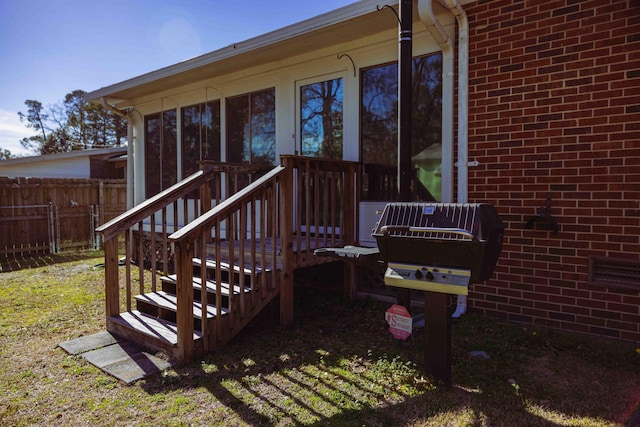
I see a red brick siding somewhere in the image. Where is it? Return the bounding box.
[464,0,640,341]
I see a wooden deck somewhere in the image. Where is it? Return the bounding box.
[212,235,342,271]
[95,156,360,364]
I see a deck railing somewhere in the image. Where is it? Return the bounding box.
[95,162,268,326]
[97,155,360,364]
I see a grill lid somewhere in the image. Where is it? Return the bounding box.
[373,203,491,240]
[373,202,505,284]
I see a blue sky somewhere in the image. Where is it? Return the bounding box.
[0,0,355,156]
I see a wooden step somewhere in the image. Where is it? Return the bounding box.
[108,310,201,349]
[160,275,251,296]
[193,257,270,275]
[135,291,228,319]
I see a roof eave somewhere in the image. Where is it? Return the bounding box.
[85,0,396,105]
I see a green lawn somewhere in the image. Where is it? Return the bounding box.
[1,252,639,426]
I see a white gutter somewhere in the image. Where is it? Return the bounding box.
[100,97,128,118]
[418,0,469,318]
[125,120,134,210]
[441,0,469,205]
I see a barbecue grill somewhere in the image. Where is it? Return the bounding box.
[372,202,504,294]
[313,202,504,386]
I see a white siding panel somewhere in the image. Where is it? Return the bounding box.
[0,158,90,179]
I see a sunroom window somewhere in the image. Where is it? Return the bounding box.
[145,109,177,198]
[300,77,343,160]
[226,88,276,167]
[360,53,443,201]
[182,100,221,178]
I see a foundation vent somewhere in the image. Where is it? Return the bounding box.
[588,257,640,291]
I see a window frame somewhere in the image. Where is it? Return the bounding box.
[296,72,345,160]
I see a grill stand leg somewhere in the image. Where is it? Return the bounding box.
[424,291,452,386]
[397,289,411,313]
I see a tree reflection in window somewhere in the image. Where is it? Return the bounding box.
[227,88,276,167]
[361,54,442,201]
[182,101,220,178]
[300,78,343,160]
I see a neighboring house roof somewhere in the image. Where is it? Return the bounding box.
[0,147,127,179]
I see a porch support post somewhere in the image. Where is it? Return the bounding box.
[279,157,295,325]
[342,163,358,300]
[104,237,120,318]
[199,171,212,246]
[175,239,195,364]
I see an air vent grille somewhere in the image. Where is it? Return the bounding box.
[588,257,640,291]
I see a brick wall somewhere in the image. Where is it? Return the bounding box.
[465,0,640,341]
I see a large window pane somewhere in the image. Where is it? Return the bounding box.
[182,101,220,178]
[161,110,177,192]
[227,96,250,164]
[144,109,177,198]
[360,54,442,201]
[300,78,343,160]
[226,89,275,166]
[182,105,200,177]
[145,114,161,197]
[250,89,276,166]
[203,102,221,163]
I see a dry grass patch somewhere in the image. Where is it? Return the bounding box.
[1,252,639,426]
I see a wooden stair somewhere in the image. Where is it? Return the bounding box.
[96,157,359,364]
[107,256,279,361]
[107,310,203,357]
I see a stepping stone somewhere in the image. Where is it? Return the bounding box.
[82,342,171,384]
[58,331,122,356]
[58,331,172,384]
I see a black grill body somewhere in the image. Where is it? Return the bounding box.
[373,203,504,284]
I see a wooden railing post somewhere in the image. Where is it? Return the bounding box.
[279,157,294,325]
[175,239,195,364]
[104,237,120,317]
[342,163,358,300]
[199,167,212,215]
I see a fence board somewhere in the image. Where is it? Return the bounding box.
[0,177,126,256]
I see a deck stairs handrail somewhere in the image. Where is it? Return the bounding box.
[96,155,360,364]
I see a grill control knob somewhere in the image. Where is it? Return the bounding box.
[415,269,423,279]
[425,271,434,281]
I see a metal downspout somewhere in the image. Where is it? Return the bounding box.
[125,121,134,210]
[441,0,469,205]
[418,0,470,317]
[100,97,127,118]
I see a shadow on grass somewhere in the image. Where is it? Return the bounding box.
[0,250,102,273]
[136,288,639,426]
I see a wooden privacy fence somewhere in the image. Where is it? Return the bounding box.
[0,177,126,256]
